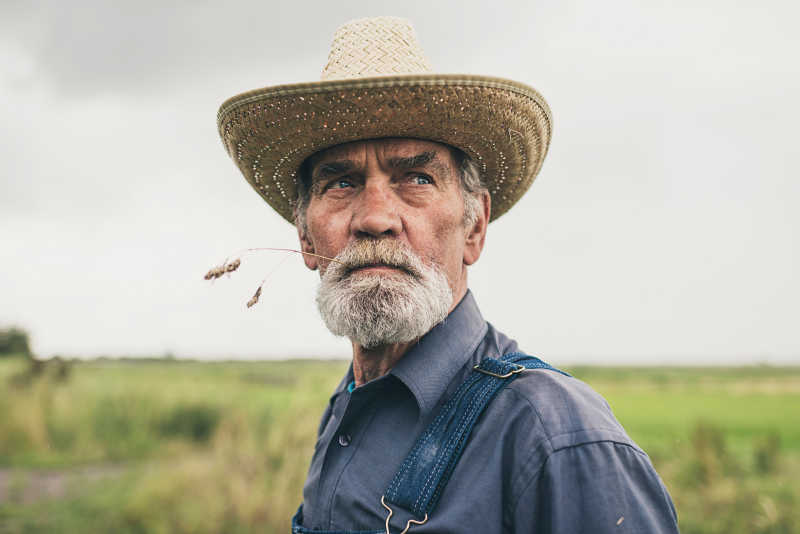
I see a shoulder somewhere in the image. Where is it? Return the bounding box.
[479,367,644,496]
[496,371,679,532]
[502,368,637,452]
[480,370,678,529]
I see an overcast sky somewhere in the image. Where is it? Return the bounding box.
[1,0,797,364]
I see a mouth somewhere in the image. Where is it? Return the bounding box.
[346,263,413,277]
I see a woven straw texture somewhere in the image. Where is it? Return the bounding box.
[217,18,552,224]
[321,16,432,80]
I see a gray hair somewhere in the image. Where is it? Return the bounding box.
[294,147,486,235]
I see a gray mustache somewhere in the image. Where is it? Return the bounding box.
[327,240,424,280]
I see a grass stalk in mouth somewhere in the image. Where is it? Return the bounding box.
[204,247,342,308]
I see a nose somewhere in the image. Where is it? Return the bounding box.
[350,179,402,238]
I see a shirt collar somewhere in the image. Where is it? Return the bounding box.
[389,290,488,418]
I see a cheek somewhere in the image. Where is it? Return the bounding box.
[307,205,348,255]
[425,208,467,266]
[437,196,467,236]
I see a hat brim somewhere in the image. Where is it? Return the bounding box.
[217,74,551,223]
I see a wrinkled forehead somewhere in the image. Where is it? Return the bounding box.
[307,137,458,173]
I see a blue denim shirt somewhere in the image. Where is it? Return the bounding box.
[299,291,679,533]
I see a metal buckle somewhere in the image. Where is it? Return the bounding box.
[381,495,428,534]
[472,362,526,379]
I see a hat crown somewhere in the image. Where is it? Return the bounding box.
[321,17,433,81]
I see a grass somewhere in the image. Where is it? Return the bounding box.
[569,366,800,459]
[0,357,798,533]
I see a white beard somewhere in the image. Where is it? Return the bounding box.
[316,239,453,349]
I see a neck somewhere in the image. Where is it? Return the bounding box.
[349,283,468,386]
[351,340,415,386]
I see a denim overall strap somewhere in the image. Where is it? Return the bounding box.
[382,352,569,527]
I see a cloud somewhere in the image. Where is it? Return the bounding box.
[1,1,330,100]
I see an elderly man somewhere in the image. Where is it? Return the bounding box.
[217,17,679,534]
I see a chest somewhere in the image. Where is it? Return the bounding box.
[300,382,531,533]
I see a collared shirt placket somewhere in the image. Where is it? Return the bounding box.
[319,387,382,529]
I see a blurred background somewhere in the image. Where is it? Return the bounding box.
[1,0,798,533]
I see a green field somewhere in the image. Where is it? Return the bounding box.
[1,357,798,533]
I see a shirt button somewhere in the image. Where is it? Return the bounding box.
[338,433,351,447]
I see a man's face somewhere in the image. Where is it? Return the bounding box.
[298,138,489,348]
[300,138,484,297]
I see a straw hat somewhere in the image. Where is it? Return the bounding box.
[217,16,552,223]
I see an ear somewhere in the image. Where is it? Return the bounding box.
[297,223,319,271]
[463,190,490,266]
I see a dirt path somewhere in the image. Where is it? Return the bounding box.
[0,464,127,504]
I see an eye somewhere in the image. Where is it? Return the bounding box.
[409,173,433,185]
[328,178,354,190]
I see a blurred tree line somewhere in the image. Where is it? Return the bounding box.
[0,326,32,358]
[1,326,75,386]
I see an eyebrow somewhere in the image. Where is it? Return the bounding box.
[312,160,354,180]
[310,151,449,183]
[386,151,437,170]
